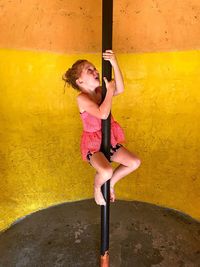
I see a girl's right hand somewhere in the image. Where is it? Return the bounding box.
[103,77,116,95]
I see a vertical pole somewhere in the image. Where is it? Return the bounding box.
[101,0,113,266]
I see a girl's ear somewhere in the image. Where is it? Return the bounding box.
[76,78,83,86]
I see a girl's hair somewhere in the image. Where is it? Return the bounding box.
[62,59,88,92]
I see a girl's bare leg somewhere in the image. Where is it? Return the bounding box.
[90,152,113,206]
[110,146,141,201]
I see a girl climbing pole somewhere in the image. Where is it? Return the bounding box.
[63,50,141,206]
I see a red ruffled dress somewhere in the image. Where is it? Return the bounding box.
[80,111,125,161]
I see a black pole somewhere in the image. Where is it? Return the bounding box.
[101,0,113,266]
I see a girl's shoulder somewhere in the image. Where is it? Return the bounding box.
[77,92,89,102]
[77,93,86,113]
[77,92,95,113]
[77,87,102,113]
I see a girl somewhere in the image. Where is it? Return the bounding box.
[63,50,141,206]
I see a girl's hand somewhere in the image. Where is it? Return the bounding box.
[103,50,117,66]
[103,77,116,95]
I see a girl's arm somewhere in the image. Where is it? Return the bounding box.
[103,50,124,95]
[77,78,115,120]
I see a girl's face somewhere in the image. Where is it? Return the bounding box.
[77,62,100,91]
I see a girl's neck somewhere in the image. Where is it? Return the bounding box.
[81,87,97,96]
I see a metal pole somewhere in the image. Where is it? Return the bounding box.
[100,0,113,266]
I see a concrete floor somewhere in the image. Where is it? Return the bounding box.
[0,200,200,267]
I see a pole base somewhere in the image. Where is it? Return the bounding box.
[100,251,109,267]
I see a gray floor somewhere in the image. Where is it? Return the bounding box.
[0,200,200,267]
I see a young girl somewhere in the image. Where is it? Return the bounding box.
[63,50,141,206]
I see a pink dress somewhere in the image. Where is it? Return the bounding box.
[80,111,125,161]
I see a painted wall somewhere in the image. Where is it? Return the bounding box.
[1,0,200,53]
[0,1,200,230]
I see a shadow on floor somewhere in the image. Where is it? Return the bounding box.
[0,200,200,267]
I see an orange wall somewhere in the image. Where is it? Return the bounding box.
[0,0,200,53]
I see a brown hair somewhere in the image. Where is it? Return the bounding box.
[62,59,88,92]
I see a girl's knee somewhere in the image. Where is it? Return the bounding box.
[129,157,141,171]
[100,166,113,180]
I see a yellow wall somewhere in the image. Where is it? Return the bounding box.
[0,49,200,230]
[0,0,200,230]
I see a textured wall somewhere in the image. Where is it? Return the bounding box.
[1,0,200,53]
[0,0,200,230]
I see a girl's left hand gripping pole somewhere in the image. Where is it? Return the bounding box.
[100,0,113,266]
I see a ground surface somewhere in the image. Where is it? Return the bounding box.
[0,200,200,267]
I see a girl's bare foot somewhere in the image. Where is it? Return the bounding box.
[94,187,106,206]
[110,186,115,202]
